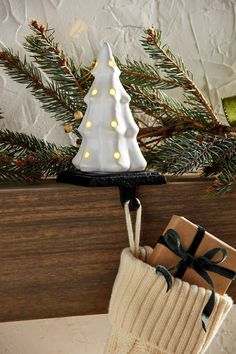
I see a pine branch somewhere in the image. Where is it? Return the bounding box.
[24,20,87,107]
[142,29,193,83]
[141,28,221,127]
[126,84,207,130]
[118,57,178,89]
[124,83,219,134]
[203,139,236,175]
[0,49,81,126]
[155,90,207,129]
[202,136,236,194]
[208,173,236,195]
[0,129,77,182]
[119,53,209,131]
[0,165,40,183]
[171,134,213,174]
[146,132,227,174]
[0,128,55,154]
[146,131,236,193]
[119,59,209,130]
[138,122,189,141]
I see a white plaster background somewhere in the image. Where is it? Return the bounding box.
[0,0,235,353]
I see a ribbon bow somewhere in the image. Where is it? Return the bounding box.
[155,229,236,331]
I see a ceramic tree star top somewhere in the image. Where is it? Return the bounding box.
[72,42,147,173]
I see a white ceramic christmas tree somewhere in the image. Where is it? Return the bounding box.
[72,42,147,173]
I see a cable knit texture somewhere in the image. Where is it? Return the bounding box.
[105,247,233,354]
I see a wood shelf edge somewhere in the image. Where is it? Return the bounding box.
[0,174,216,192]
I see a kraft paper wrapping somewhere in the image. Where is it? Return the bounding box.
[148,215,236,295]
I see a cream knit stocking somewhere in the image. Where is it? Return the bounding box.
[105,202,233,354]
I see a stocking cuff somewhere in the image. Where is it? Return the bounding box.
[107,247,233,354]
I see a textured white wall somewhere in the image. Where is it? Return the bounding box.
[0,0,235,353]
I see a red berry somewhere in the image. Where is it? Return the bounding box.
[15,160,24,168]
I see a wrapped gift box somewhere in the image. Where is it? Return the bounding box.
[148,215,236,295]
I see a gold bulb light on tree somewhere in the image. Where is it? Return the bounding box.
[74,111,83,120]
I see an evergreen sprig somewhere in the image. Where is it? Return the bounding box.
[24,20,87,111]
[142,28,221,128]
[209,174,236,195]
[142,30,193,84]
[0,49,79,126]
[148,132,234,173]
[146,130,236,194]
[203,138,236,194]
[118,57,178,90]
[0,129,77,182]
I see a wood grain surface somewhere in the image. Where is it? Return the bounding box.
[0,178,235,322]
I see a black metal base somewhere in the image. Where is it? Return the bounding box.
[57,170,166,209]
[57,170,166,187]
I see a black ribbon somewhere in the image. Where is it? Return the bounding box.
[155,228,236,331]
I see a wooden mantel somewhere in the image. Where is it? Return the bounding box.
[0,178,235,323]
